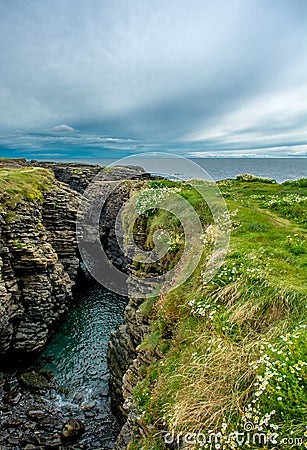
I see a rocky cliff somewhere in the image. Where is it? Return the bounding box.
[0,161,150,362]
[108,294,160,449]
[107,245,163,448]
[0,159,157,448]
[0,179,81,361]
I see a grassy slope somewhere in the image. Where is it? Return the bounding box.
[129,177,307,449]
[0,167,54,209]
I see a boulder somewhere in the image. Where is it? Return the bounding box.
[61,418,85,443]
[20,371,50,391]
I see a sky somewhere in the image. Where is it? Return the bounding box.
[0,0,306,159]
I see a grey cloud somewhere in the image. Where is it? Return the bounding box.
[0,0,306,155]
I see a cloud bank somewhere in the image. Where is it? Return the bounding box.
[0,0,306,157]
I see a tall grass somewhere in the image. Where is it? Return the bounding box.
[128,178,307,449]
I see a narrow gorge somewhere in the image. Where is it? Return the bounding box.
[1,160,306,450]
[0,159,155,449]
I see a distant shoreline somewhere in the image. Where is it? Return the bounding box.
[1,156,306,183]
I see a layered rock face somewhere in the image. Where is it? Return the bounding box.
[0,180,81,360]
[107,266,162,448]
[0,162,151,361]
[33,162,101,194]
[34,161,150,194]
[0,159,158,448]
[108,292,164,449]
[37,162,152,273]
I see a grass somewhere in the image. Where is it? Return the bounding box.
[1,166,305,447]
[0,167,54,209]
[123,179,213,276]
[127,176,307,449]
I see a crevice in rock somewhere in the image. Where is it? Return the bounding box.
[0,161,154,449]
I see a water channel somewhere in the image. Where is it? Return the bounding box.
[36,282,127,449]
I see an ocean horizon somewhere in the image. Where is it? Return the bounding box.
[29,156,307,184]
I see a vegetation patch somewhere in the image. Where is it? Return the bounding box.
[128,178,307,449]
[0,167,54,208]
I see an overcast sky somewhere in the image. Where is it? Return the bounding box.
[0,0,306,158]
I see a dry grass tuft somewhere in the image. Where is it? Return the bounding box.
[156,334,258,433]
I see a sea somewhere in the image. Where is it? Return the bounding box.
[51,157,307,183]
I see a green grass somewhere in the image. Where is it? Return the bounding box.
[0,167,54,208]
[123,180,213,276]
[127,178,307,449]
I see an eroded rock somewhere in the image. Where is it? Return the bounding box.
[20,371,50,391]
[61,418,85,443]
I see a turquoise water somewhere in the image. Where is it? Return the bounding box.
[38,283,127,400]
[33,283,127,448]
